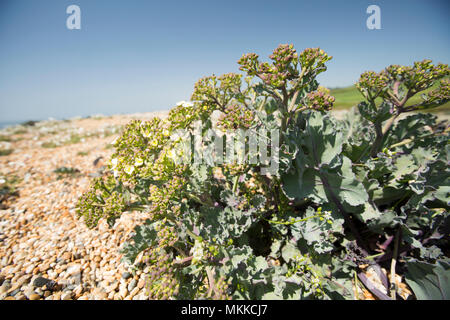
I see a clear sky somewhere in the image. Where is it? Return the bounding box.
[0,0,449,122]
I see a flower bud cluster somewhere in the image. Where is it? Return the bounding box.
[356,71,388,99]
[217,104,254,130]
[285,254,324,296]
[76,186,104,228]
[269,44,299,74]
[385,60,449,92]
[147,174,187,220]
[145,246,179,299]
[191,239,206,265]
[357,60,449,109]
[299,47,332,75]
[191,73,242,108]
[110,118,169,182]
[213,276,232,300]
[425,79,450,103]
[155,218,178,248]
[237,53,260,76]
[239,44,297,88]
[316,206,333,225]
[306,87,335,111]
[239,45,331,90]
[198,275,231,300]
[76,176,126,228]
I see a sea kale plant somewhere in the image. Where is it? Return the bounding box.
[77,44,450,300]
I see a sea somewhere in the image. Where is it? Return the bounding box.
[0,121,23,129]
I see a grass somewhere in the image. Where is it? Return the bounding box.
[13,129,28,135]
[53,167,81,179]
[42,142,58,148]
[330,82,450,115]
[0,149,13,156]
[0,174,21,208]
[0,135,12,142]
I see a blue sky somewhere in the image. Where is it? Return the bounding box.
[0,0,449,122]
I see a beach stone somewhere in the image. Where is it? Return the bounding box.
[29,293,41,300]
[9,288,21,296]
[61,292,73,300]
[52,292,62,300]
[129,287,140,298]
[0,282,11,294]
[33,276,54,288]
[66,264,81,276]
[23,287,36,299]
[127,279,137,292]
[74,285,83,296]
[137,278,146,289]
[118,285,128,299]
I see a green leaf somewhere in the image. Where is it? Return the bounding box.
[121,220,157,265]
[405,259,450,300]
[291,207,337,254]
[282,112,368,212]
[358,101,393,124]
[199,205,254,244]
[281,242,300,263]
[357,202,381,223]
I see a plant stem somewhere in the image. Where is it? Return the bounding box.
[370,121,383,157]
[382,112,399,136]
[365,252,384,260]
[370,111,400,157]
[205,266,216,298]
[232,175,240,194]
[390,227,401,299]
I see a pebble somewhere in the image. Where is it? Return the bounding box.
[118,286,128,299]
[0,283,11,294]
[29,293,41,300]
[61,292,73,300]
[127,279,137,292]
[9,289,20,296]
[33,276,53,288]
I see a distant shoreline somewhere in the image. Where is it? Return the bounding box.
[0,110,171,130]
[0,121,23,129]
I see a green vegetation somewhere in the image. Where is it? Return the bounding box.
[0,149,13,156]
[0,175,21,209]
[13,129,28,135]
[41,142,58,149]
[53,166,81,179]
[0,135,12,142]
[331,78,450,114]
[77,44,449,300]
